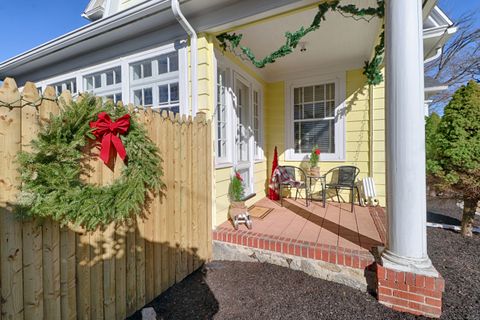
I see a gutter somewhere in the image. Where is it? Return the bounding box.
[171,0,198,116]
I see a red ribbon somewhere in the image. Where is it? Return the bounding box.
[90,112,131,165]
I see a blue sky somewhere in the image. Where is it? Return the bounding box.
[0,0,478,62]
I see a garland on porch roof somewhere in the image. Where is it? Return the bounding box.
[16,96,164,230]
[217,0,385,85]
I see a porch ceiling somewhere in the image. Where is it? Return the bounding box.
[227,0,382,80]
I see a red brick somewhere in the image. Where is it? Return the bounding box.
[282,242,288,253]
[308,247,315,259]
[253,238,258,248]
[275,242,282,253]
[337,253,344,265]
[406,273,415,286]
[288,243,295,255]
[247,237,253,247]
[295,244,301,256]
[408,286,442,299]
[322,250,329,262]
[378,287,392,296]
[269,240,275,251]
[425,277,435,290]
[393,290,425,303]
[353,256,360,269]
[360,259,368,269]
[386,269,395,281]
[301,246,308,258]
[259,238,264,249]
[227,233,232,243]
[315,247,322,260]
[377,265,385,280]
[213,232,218,240]
[425,297,442,308]
[329,252,337,264]
[379,295,409,308]
[345,255,352,266]
[415,275,425,288]
[395,272,406,284]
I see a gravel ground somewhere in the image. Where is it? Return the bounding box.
[128,227,479,320]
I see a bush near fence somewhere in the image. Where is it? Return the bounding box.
[0,78,213,319]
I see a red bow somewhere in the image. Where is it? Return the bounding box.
[90,112,131,165]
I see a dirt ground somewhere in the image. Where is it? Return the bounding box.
[128,227,480,320]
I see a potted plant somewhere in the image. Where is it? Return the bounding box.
[229,171,246,221]
[309,146,321,176]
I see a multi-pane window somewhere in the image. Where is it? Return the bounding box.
[51,79,77,95]
[216,69,228,161]
[84,67,122,103]
[130,51,180,113]
[253,90,262,159]
[293,83,335,154]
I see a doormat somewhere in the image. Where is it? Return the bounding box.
[248,205,273,219]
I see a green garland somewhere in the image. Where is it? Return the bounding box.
[17,96,164,230]
[217,0,385,85]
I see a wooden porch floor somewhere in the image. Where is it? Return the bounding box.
[214,198,387,269]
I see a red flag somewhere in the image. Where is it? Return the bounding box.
[268,146,279,200]
[90,112,130,165]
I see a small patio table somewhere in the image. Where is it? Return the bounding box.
[307,174,326,208]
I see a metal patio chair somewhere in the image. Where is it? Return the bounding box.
[323,165,361,212]
[275,165,309,207]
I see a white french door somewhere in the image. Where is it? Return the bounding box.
[233,73,255,196]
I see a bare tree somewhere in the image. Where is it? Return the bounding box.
[425,13,480,112]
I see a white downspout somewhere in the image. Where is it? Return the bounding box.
[171,0,198,116]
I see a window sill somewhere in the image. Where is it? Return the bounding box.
[215,162,234,169]
[284,153,346,162]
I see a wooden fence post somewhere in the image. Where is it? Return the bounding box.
[0,78,24,319]
[39,86,62,320]
[21,82,45,320]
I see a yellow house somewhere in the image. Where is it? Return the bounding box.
[0,1,457,317]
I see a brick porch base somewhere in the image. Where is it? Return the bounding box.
[377,264,445,318]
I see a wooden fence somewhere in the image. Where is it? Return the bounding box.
[0,78,213,319]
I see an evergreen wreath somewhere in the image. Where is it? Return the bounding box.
[17,96,164,230]
[217,0,385,85]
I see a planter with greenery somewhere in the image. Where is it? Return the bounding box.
[228,171,246,220]
[426,80,480,237]
[308,146,321,176]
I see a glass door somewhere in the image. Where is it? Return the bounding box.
[234,74,254,196]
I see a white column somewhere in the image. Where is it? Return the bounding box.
[383,0,435,274]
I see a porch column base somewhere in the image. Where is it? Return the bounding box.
[376,263,445,318]
[381,249,436,277]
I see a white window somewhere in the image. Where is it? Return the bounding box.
[285,74,346,161]
[51,78,77,95]
[84,67,122,103]
[293,83,335,153]
[215,68,229,164]
[253,90,263,160]
[130,51,180,113]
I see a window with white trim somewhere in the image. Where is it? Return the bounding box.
[51,78,77,95]
[84,67,122,103]
[215,68,229,163]
[253,90,263,160]
[293,83,335,154]
[130,51,180,113]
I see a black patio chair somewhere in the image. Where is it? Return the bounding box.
[322,166,361,212]
[276,165,309,207]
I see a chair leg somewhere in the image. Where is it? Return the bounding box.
[295,188,298,201]
[356,186,362,206]
[350,188,354,212]
[335,188,340,203]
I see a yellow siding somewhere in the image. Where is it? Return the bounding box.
[263,69,386,204]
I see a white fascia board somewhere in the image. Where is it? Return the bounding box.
[0,0,171,72]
